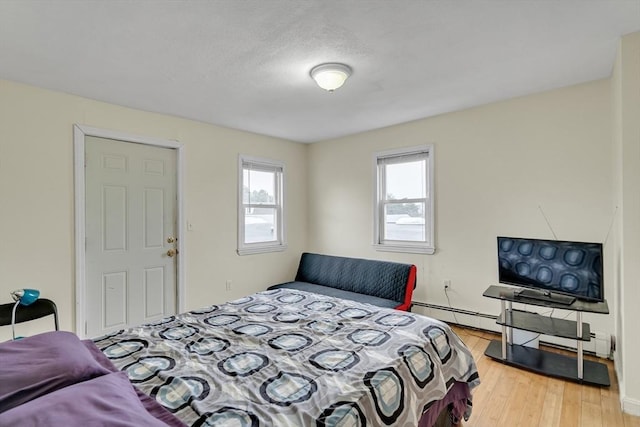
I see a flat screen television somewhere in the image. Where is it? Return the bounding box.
[497,236,604,304]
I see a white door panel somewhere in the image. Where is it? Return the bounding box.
[85,136,177,337]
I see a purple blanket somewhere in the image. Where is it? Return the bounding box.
[0,331,185,427]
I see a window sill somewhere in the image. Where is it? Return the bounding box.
[373,243,435,255]
[237,243,287,256]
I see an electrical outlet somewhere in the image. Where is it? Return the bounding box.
[226,280,232,291]
[444,280,451,289]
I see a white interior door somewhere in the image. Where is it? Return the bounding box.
[85,136,177,337]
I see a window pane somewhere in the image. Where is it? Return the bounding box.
[385,160,426,200]
[244,209,276,243]
[383,202,425,241]
[246,169,275,204]
[242,169,250,204]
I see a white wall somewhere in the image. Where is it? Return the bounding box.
[308,79,614,345]
[0,79,307,341]
[612,31,640,415]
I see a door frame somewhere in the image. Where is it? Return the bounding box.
[73,124,186,338]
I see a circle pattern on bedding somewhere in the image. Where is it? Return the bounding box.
[272,311,309,323]
[317,401,366,427]
[260,372,318,406]
[268,333,313,352]
[244,303,278,313]
[233,323,273,337]
[424,326,452,363]
[152,376,210,412]
[347,329,391,347]
[305,319,343,334]
[309,349,360,372]
[398,344,434,388]
[204,314,241,327]
[102,339,148,359]
[159,325,199,340]
[364,368,405,424]
[375,313,415,327]
[123,356,175,382]
[337,308,372,319]
[194,407,259,427]
[186,337,230,356]
[218,352,269,377]
[277,293,306,304]
[304,301,336,311]
[189,306,218,315]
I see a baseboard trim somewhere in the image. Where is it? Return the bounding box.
[622,396,640,416]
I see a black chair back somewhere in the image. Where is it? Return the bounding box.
[0,298,59,331]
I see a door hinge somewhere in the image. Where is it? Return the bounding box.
[84,321,87,335]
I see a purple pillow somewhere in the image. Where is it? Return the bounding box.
[82,339,120,372]
[0,372,178,426]
[82,340,186,427]
[0,331,111,413]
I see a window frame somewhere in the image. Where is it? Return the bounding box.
[373,145,435,254]
[237,155,286,255]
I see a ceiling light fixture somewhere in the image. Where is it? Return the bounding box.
[310,63,352,92]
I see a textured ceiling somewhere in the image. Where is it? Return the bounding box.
[1,1,639,143]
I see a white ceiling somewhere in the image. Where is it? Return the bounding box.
[1,1,639,143]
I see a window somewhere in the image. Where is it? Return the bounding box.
[374,145,434,254]
[238,155,286,255]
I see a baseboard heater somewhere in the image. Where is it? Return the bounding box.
[411,301,497,320]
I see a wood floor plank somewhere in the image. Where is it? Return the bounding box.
[477,365,516,426]
[547,376,566,396]
[463,361,500,425]
[451,325,640,427]
[538,377,565,427]
[625,413,640,427]
[460,331,480,347]
[601,395,625,427]
[556,375,582,426]
[497,368,533,426]
[515,372,547,427]
[582,384,602,405]
[581,401,603,427]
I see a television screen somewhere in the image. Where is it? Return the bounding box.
[497,236,603,302]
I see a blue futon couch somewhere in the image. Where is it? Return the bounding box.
[268,252,417,311]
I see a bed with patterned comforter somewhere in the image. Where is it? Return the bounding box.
[94,289,480,426]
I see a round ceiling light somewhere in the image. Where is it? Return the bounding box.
[310,63,352,92]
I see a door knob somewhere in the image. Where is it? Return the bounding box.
[167,237,176,243]
[167,249,178,257]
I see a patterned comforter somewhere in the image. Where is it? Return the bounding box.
[95,289,480,426]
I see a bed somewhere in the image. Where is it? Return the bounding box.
[0,289,479,426]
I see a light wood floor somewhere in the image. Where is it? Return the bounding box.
[452,326,640,427]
